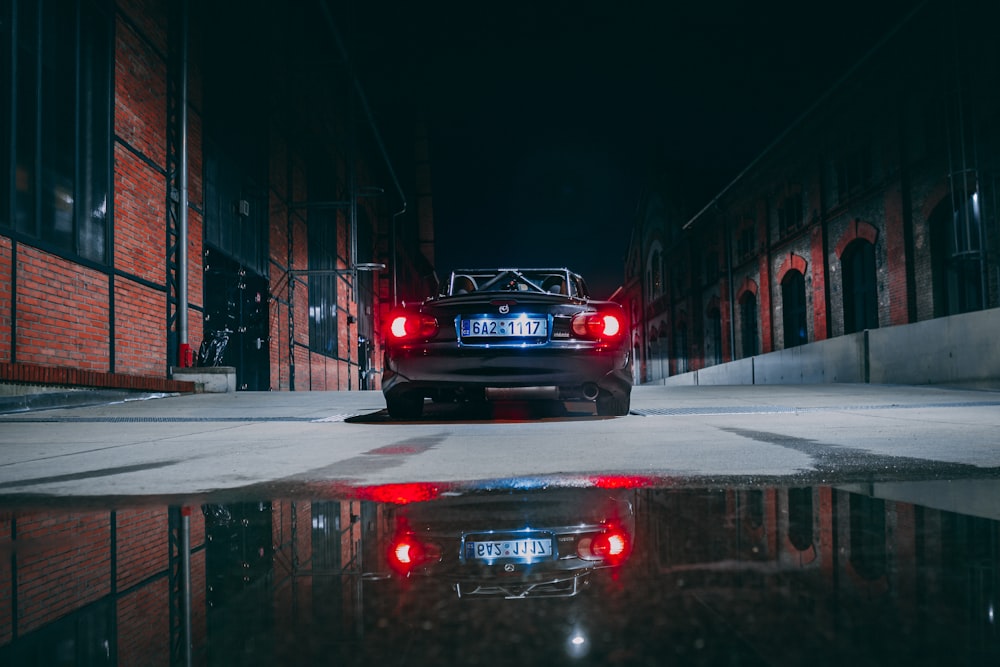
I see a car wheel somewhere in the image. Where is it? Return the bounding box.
[595,391,630,417]
[387,394,424,420]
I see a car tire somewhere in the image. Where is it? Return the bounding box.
[595,391,630,417]
[386,393,424,420]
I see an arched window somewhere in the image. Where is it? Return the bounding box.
[842,239,878,334]
[782,270,808,348]
[739,291,758,358]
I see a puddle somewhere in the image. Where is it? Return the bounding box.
[1,478,998,665]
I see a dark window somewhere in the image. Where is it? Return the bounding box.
[674,324,688,375]
[307,207,340,358]
[648,248,662,297]
[3,0,111,263]
[739,292,758,358]
[777,192,804,237]
[782,270,808,348]
[736,223,756,261]
[707,307,722,366]
[835,144,873,203]
[931,193,984,316]
[842,240,879,334]
[703,251,718,286]
[849,494,886,582]
[787,487,813,552]
[1,2,12,226]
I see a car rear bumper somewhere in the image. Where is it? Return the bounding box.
[383,345,631,401]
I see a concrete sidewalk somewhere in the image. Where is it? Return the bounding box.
[1,383,998,500]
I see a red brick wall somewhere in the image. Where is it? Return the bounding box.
[16,248,111,371]
[114,14,167,166]
[117,578,170,666]
[0,238,11,362]
[13,513,112,635]
[0,505,208,660]
[113,145,166,286]
[114,278,167,376]
[116,509,169,591]
[884,183,911,325]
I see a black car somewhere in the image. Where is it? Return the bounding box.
[381,268,633,419]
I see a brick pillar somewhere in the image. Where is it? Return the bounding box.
[885,183,911,325]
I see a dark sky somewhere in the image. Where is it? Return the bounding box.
[353,0,923,298]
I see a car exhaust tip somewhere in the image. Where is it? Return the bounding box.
[582,383,600,401]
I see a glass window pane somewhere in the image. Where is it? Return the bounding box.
[14,0,39,235]
[39,0,76,249]
[77,1,110,262]
[1,0,11,227]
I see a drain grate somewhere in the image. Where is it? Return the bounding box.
[631,401,1000,416]
[633,406,798,416]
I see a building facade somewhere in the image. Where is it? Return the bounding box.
[1,0,435,395]
[621,0,999,384]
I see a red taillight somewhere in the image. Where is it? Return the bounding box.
[387,311,439,341]
[571,311,625,340]
[577,526,632,566]
[387,533,440,576]
[388,535,424,575]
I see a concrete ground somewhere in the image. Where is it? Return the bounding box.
[1,383,998,501]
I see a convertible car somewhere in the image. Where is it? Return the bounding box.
[381,268,632,419]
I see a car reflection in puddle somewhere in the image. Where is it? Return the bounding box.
[1,479,998,665]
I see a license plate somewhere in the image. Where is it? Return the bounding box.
[461,317,548,337]
[465,536,554,561]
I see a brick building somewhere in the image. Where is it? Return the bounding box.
[621,0,999,383]
[1,0,435,395]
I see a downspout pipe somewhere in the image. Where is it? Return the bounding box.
[178,0,191,365]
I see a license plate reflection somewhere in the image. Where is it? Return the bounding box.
[465,538,553,561]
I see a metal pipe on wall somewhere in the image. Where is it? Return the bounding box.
[178,0,191,364]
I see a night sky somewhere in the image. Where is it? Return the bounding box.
[353,0,924,298]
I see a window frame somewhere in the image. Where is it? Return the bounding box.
[3,0,113,265]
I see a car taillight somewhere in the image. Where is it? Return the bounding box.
[571,311,624,340]
[387,311,439,341]
[577,526,632,566]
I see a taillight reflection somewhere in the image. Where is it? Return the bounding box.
[388,535,424,575]
[387,311,439,341]
[387,532,440,576]
[577,526,632,566]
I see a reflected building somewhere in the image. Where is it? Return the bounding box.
[1,484,997,664]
